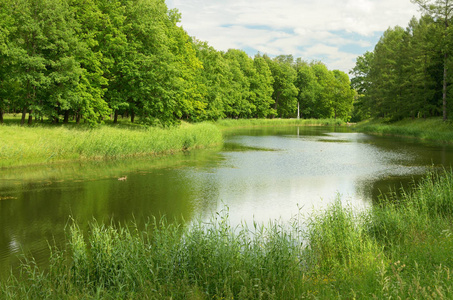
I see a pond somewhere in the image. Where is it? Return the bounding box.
[0,125,452,279]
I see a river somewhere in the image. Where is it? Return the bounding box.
[0,126,452,279]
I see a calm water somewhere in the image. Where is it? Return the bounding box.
[1,126,452,279]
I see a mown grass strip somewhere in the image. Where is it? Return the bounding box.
[2,170,453,299]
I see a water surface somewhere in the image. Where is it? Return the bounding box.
[1,126,452,279]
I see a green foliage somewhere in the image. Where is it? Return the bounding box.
[265,55,299,118]
[0,0,356,125]
[352,9,453,121]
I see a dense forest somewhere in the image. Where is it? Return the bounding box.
[351,0,453,122]
[0,0,354,126]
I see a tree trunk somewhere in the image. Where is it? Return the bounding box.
[113,110,118,123]
[443,52,448,121]
[21,107,27,125]
[76,113,81,124]
[131,110,135,123]
[28,110,33,125]
[274,94,280,111]
[63,110,70,123]
[0,108,3,124]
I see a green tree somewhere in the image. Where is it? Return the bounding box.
[0,1,10,123]
[412,0,453,120]
[95,0,132,123]
[331,70,355,121]
[223,49,253,118]
[193,40,228,120]
[294,59,317,118]
[400,16,439,118]
[252,55,275,118]
[350,51,374,120]
[265,55,298,118]
[5,0,100,125]
[67,0,110,124]
[37,0,90,124]
[368,26,405,119]
[120,0,203,126]
[7,0,49,125]
[310,62,336,118]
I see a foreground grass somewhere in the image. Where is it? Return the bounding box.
[2,171,453,299]
[0,122,222,168]
[355,118,453,143]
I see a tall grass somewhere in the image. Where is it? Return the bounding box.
[0,122,222,168]
[355,118,453,143]
[2,170,453,299]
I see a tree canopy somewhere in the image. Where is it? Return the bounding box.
[0,0,355,125]
[351,3,453,121]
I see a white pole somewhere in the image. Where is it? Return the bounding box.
[297,102,300,120]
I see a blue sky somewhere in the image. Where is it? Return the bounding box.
[166,0,421,73]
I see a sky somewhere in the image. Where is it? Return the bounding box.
[166,0,421,73]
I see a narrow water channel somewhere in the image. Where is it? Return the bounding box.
[0,126,452,279]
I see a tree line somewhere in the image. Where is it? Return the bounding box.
[0,0,354,126]
[351,0,453,122]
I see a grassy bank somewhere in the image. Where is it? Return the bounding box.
[0,118,345,168]
[2,171,452,299]
[216,118,346,129]
[0,122,223,168]
[355,118,453,143]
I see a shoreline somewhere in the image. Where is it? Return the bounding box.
[2,117,452,169]
[353,118,453,143]
[0,118,343,169]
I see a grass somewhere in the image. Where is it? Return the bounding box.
[215,118,347,129]
[354,118,453,143]
[0,116,346,168]
[0,122,223,168]
[1,170,453,299]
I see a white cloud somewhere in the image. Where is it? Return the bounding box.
[168,0,421,72]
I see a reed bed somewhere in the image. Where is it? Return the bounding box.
[0,122,222,168]
[355,118,453,143]
[2,171,453,299]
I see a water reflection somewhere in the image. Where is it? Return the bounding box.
[1,126,453,279]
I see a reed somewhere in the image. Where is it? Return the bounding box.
[0,122,222,168]
[355,118,453,143]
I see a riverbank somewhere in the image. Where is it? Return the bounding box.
[0,122,223,168]
[0,118,344,168]
[354,118,453,143]
[1,170,452,299]
[216,118,346,129]
[3,116,451,169]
